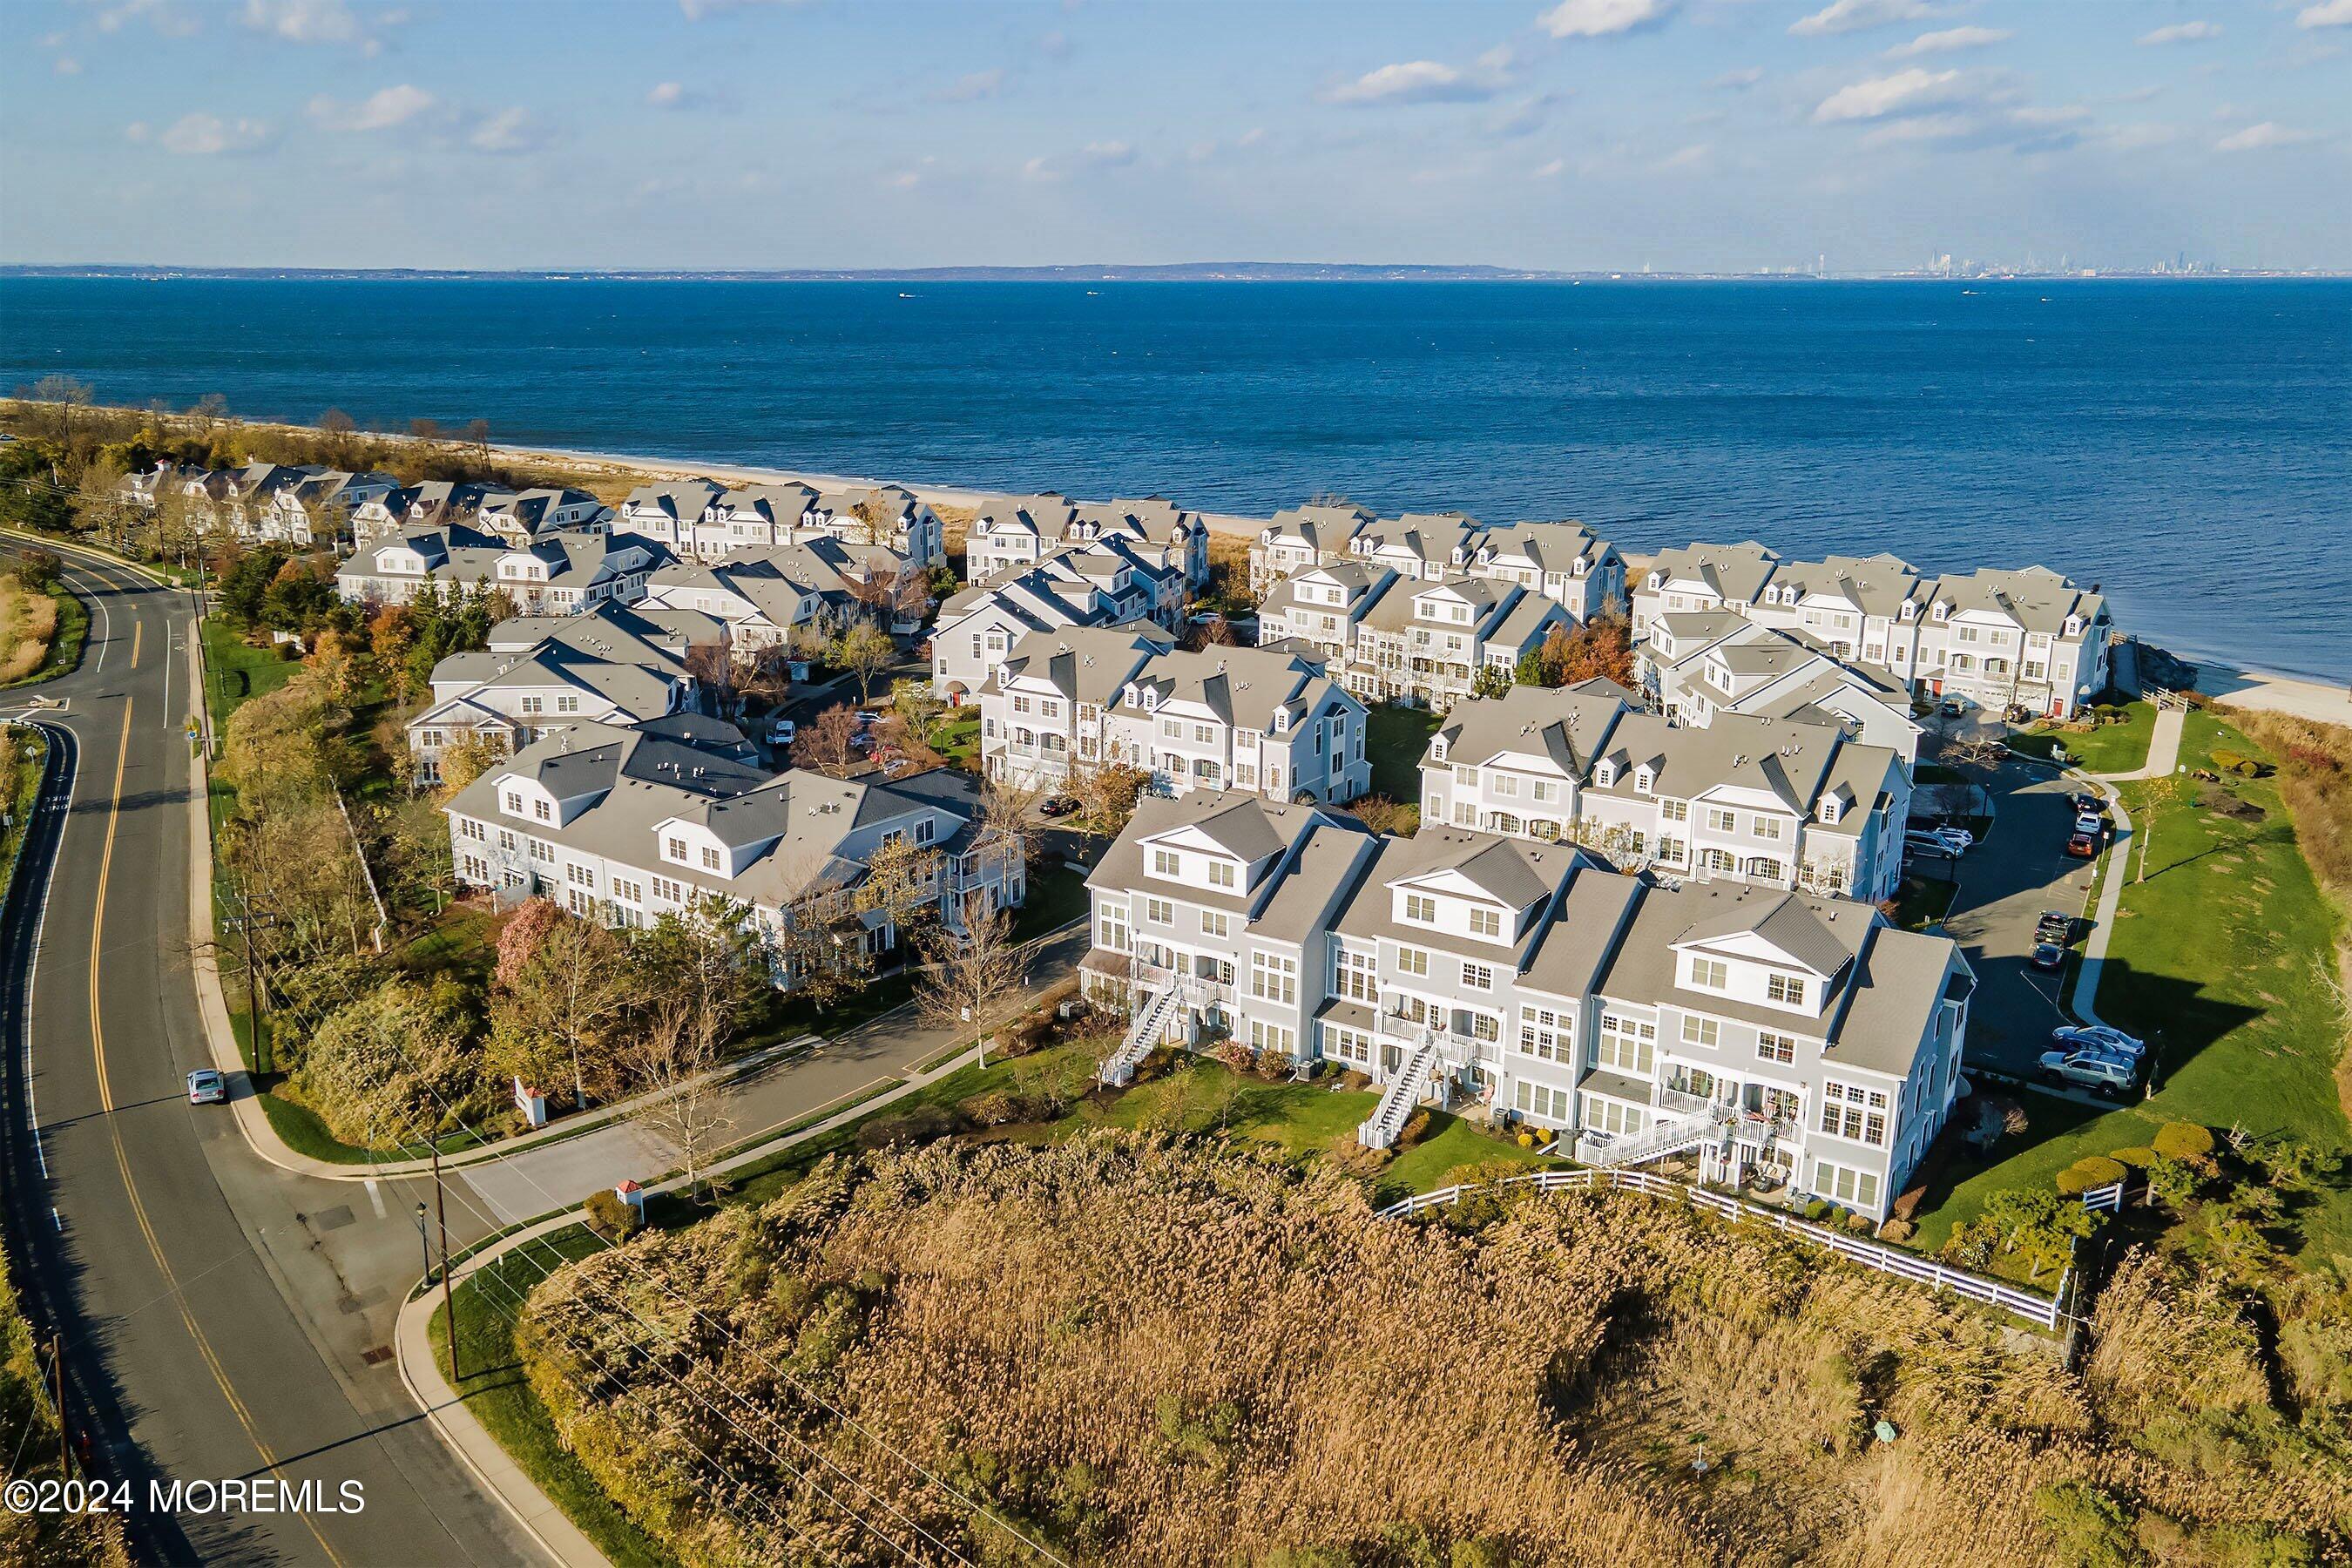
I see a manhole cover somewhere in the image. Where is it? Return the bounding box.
[360,1346,394,1366]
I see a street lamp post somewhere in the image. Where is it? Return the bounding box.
[414,1200,430,1288]
[434,1141,459,1382]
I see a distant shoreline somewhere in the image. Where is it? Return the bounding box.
[6,267,2345,284]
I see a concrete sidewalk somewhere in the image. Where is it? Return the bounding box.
[2070,703,2184,1027]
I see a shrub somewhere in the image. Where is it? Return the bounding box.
[958,1090,1028,1128]
[1876,1218,1916,1243]
[852,1103,963,1151]
[1396,1108,1433,1150]
[2032,1480,2146,1568]
[1803,1199,1831,1221]
[2057,1156,2128,1196]
[582,1189,640,1240]
[1844,1212,1875,1234]
[2153,1122,2215,1160]
[2110,1146,2158,1169]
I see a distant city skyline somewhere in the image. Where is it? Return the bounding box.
[3,0,2347,274]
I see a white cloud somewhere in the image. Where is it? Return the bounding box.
[1890,26,2009,57]
[2099,122,2180,150]
[1323,59,1500,105]
[91,0,201,38]
[242,0,384,52]
[1860,112,1976,145]
[1659,141,1709,168]
[1020,156,1060,183]
[2215,121,2315,151]
[1533,157,1565,178]
[122,121,150,144]
[1790,0,1930,37]
[1536,0,1671,39]
[2010,104,2091,126]
[1236,126,1265,148]
[647,81,685,107]
[2297,0,2352,26]
[2138,21,2220,45]
[678,0,807,18]
[1812,67,1960,122]
[935,69,1006,103]
[154,111,274,156]
[886,156,936,190]
[1082,139,1136,166]
[55,56,84,76]
[307,84,435,132]
[1712,66,1764,88]
[468,106,536,153]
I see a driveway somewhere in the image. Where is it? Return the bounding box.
[1935,759,2104,1081]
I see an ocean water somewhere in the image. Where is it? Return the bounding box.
[2,277,2344,680]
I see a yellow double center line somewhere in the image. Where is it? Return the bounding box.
[83,618,344,1567]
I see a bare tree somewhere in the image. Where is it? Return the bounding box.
[2135,773,2185,884]
[30,374,92,447]
[834,621,896,702]
[621,1001,736,1200]
[791,703,860,776]
[977,771,1045,871]
[916,895,1031,1064]
[682,639,736,713]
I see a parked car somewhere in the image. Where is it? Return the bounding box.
[2073,812,2107,838]
[1905,828,1969,858]
[1040,795,1078,818]
[2068,792,2103,817]
[2036,910,2074,943]
[186,1068,226,1105]
[767,718,796,746]
[854,709,884,727]
[1940,697,1964,718]
[2053,1024,2146,1061]
[2038,1050,2137,1097]
[2030,942,2065,971]
[2065,832,2100,859]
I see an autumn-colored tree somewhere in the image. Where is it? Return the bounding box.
[792,703,861,776]
[1064,758,1152,835]
[490,909,633,1109]
[435,733,501,801]
[496,897,567,987]
[834,620,897,701]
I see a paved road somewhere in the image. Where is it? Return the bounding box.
[1934,760,2102,1082]
[0,545,540,1566]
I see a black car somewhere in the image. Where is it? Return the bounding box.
[2068,792,2102,817]
[2030,942,2065,971]
[2036,910,2073,943]
[1040,795,1079,818]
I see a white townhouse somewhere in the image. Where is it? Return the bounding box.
[1033,540,1186,629]
[446,724,1024,976]
[335,527,672,613]
[980,636,1369,802]
[406,633,696,783]
[964,495,1078,580]
[1345,511,1484,583]
[1079,793,1382,1077]
[351,481,517,549]
[1649,615,1924,763]
[1459,521,1627,622]
[972,625,1177,791]
[479,487,608,544]
[1081,794,1973,1222]
[966,494,1209,593]
[264,469,400,548]
[1075,497,1209,591]
[1421,688,1910,902]
[1254,561,1401,669]
[802,485,946,567]
[1637,546,2116,720]
[618,479,729,555]
[1105,645,1370,804]
[931,566,1131,701]
[1347,574,1575,708]
[641,537,923,651]
[1249,504,1376,592]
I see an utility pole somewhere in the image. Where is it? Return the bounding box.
[53,1333,70,1479]
[434,1142,458,1382]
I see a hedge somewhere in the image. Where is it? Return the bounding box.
[2152,1121,2216,1160]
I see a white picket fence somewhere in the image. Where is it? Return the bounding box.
[1376,1166,2067,1330]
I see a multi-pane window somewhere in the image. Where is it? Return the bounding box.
[1145,896,1173,925]
[1519,1006,1570,1062]
[1531,780,1558,803]
[1468,908,1502,938]
[1820,1080,1889,1146]
[1194,724,1215,743]
[1757,1031,1796,1064]
[1152,849,1180,877]
[1012,696,1031,714]
[1514,1080,1571,1124]
[1322,1024,1373,1065]
[700,847,722,871]
[1247,1020,1296,1057]
[1454,764,1478,786]
[1161,718,1183,740]
[1492,775,1519,798]
[504,790,525,815]
[534,799,552,822]
[1396,946,1429,977]
[1812,1161,1880,1210]
[1689,956,1728,990]
[565,863,595,888]
[1767,974,1807,1006]
[1597,1013,1655,1074]
[1707,808,1737,832]
[652,875,686,902]
[1098,909,1130,952]
[1581,1095,1646,1137]
[1250,951,1297,1005]
[1754,816,1782,840]
[1404,893,1436,923]
[1461,962,1494,990]
[1680,1016,1721,1049]
[1661,800,1689,822]
[1200,910,1230,939]
[527,837,554,864]
[666,835,688,862]
[611,878,642,904]
[1206,860,1236,889]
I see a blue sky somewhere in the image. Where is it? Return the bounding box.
[3,0,2346,271]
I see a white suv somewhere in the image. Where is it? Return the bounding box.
[2038,1050,2136,1098]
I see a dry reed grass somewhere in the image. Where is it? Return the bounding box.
[0,574,60,684]
[517,1134,2349,1566]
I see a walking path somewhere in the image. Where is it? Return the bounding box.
[2068,704,2185,1027]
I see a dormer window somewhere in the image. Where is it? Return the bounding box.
[1899,601,1916,621]
[1595,760,1618,787]
[1931,603,1949,621]
[665,835,689,862]
[1646,571,1662,590]
[1273,709,1288,733]
[1635,767,1653,794]
[2064,616,2083,637]
[1820,795,1842,823]
[1430,739,1447,762]
[503,789,525,816]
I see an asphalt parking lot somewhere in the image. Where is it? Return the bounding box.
[1931,758,2108,1082]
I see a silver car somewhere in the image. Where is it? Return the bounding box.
[2038,1050,2136,1097]
[186,1068,227,1105]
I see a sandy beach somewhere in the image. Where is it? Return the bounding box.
[2198,665,2352,727]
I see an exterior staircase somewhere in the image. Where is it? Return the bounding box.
[1098,983,1183,1087]
[1357,1042,1441,1150]
[1577,1104,1727,1168]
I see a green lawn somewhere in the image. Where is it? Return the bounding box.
[1366,704,1442,801]
[1888,871,1961,931]
[931,710,981,768]
[2011,700,2156,774]
[201,618,301,733]
[430,1230,679,1568]
[1914,710,2352,1263]
[1012,862,1089,940]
